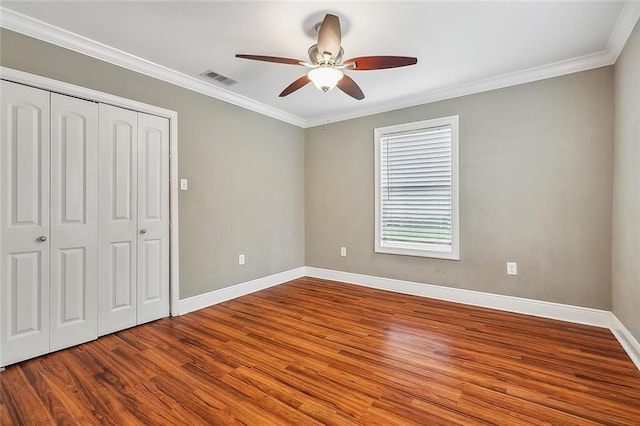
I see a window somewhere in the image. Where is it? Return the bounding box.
[374,116,459,260]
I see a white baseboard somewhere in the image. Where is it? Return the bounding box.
[610,315,640,371]
[304,267,640,371]
[174,265,639,372]
[177,267,306,315]
[304,267,612,328]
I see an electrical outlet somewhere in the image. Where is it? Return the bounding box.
[340,247,347,257]
[180,179,188,190]
[506,262,518,276]
[238,254,245,265]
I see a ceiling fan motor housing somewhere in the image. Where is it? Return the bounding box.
[308,44,344,65]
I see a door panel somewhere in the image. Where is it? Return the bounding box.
[98,104,138,336]
[11,251,43,334]
[50,94,98,351]
[13,106,43,226]
[111,241,134,307]
[137,113,169,324]
[141,238,162,300]
[1,81,50,367]
[58,248,86,322]
[113,123,134,220]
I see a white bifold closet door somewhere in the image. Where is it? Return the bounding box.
[136,113,170,325]
[49,93,99,351]
[98,105,138,335]
[98,104,169,336]
[1,81,169,366]
[1,82,99,365]
[0,81,51,366]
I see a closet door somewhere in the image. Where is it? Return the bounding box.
[49,94,99,351]
[0,81,51,366]
[98,104,138,336]
[137,113,170,324]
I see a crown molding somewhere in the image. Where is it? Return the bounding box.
[304,50,615,128]
[0,7,306,128]
[607,1,640,62]
[307,2,639,127]
[2,4,638,129]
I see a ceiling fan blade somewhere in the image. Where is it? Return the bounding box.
[236,54,303,65]
[344,56,417,70]
[317,14,341,59]
[279,75,311,97]
[337,74,364,100]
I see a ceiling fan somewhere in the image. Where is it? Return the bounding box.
[236,14,417,100]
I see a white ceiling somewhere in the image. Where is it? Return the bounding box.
[1,1,639,127]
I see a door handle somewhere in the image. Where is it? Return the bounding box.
[37,235,47,242]
[139,229,147,234]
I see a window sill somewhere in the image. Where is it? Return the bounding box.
[375,244,460,260]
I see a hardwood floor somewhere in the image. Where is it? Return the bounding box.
[2,277,639,425]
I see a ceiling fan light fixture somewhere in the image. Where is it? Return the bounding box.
[308,66,344,92]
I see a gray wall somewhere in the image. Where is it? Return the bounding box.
[0,27,623,315]
[0,29,306,299]
[613,20,640,342]
[305,67,614,309]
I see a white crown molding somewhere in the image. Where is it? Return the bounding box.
[307,2,640,127]
[607,1,640,62]
[305,50,615,128]
[0,7,305,128]
[2,3,638,129]
[177,267,305,315]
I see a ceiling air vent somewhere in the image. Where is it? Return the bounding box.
[200,69,238,86]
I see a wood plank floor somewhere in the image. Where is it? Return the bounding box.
[2,277,640,425]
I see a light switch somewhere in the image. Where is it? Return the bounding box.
[180,179,188,191]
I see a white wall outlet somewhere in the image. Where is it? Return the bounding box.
[180,178,188,191]
[238,254,245,265]
[506,262,518,276]
[340,247,347,257]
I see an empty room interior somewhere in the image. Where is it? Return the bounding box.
[1,1,640,424]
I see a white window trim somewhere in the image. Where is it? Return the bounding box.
[374,115,459,260]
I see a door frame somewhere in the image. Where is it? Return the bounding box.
[0,66,181,316]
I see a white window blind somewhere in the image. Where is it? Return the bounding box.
[375,116,459,259]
